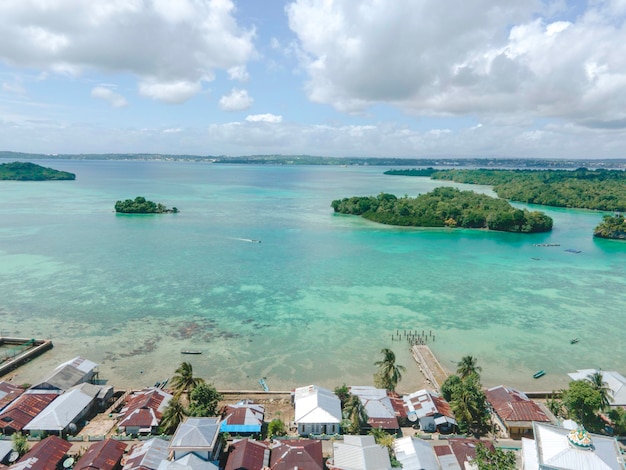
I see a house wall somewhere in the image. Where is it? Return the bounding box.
[298,422,339,436]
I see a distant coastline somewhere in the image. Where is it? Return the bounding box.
[2,150,626,169]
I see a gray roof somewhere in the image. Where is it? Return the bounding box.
[394,436,440,470]
[567,370,626,406]
[31,356,97,392]
[523,422,625,470]
[170,417,221,451]
[0,440,13,461]
[123,437,170,470]
[157,453,219,470]
[24,386,96,432]
[332,435,392,470]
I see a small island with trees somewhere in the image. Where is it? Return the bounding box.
[331,187,553,233]
[593,214,626,240]
[114,196,179,214]
[0,161,76,181]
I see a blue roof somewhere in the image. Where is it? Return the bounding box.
[220,423,262,433]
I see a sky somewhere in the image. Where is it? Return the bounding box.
[1,0,626,159]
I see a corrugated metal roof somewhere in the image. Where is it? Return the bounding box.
[349,386,399,430]
[24,387,95,432]
[403,389,455,422]
[169,417,221,451]
[221,403,264,427]
[12,435,71,470]
[393,436,440,470]
[269,439,323,470]
[74,438,126,470]
[485,385,550,424]
[0,392,59,433]
[119,388,172,428]
[123,437,169,470]
[532,422,624,469]
[225,439,270,470]
[294,385,341,424]
[0,381,24,412]
[332,435,392,470]
[157,452,219,469]
[568,369,626,406]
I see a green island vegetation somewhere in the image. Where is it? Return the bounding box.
[0,161,75,181]
[331,187,553,233]
[593,214,626,240]
[385,167,626,211]
[114,196,178,214]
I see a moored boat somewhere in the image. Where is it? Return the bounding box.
[533,370,546,379]
[259,377,270,391]
[181,350,202,355]
[570,338,580,344]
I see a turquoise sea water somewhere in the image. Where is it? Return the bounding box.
[0,160,624,392]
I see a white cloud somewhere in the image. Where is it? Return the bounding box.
[2,81,26,94]
[138,80,201,104]
[0,0,256,103]
[286,0,626,128]
[245,113,282,123]
[91,86,128,108]
[228,65,249,82]
[220,88,253,111]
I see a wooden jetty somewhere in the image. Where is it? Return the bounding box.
[0,337,53,378]
[411,345,449,392]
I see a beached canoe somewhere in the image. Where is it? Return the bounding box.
[533,370,546,379]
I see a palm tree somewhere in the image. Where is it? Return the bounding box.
[587,371,613,411]
[160,396,188,434]
[456,355,482,380]
[374,348,406,392]
[344,394,369,434]
[170,361,205,399]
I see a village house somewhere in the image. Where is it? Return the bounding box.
[224,438,270,470]
[434,437,496,470]
[394,436,440,470]
[220,401,264,436]
[568,369,626,406]
[123,437,170,470]
[269,439,323,470]
[29,356,98,392]
[24,383,106,437]
[9,435,71,470]
[169,417,223,464]
[485,385,553,439]
[522,421,625,469]
[329,435,392,470]
[117,387,172,436]
[0,381,24,413]
[349,386,400,433]
[403,389,457,434]
[293,385,342,436]
[74,438,127,470]
[0,389,59,435]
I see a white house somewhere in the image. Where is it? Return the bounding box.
[567,369,626,406]
[294,384,342,436]
[330,435,392,470]
[522,421,625,469]
[394,436,440,470]
[349,386,399,431]
[403,389,457,434]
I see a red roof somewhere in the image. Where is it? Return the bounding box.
[119,389,169,428]
[0,382,24,412]
[16,435,71,470]
[270,440,323,470]
[485,386,550,423]
[74,439,127,470]
[0,392,58,433]
[225,439,270,470]
[446,438,494,467]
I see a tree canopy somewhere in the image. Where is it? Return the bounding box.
[114,196,178,214]
[374,348,406,392]
[332,187,552,233]
[188,383,223,417]
[594,214,626,240]
[0,161,75,181]
[170,361,205,398]
[386,167,626,212]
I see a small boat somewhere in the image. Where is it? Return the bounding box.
[533,370,546,379]
[565,248,582,254]
[181,350,202,355]
[570,338,580,344]
[160,379,168,389]
[259,377,270,392]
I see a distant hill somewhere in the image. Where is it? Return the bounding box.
[2,150,626,169]
[0,161,75,181]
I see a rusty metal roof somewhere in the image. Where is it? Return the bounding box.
[74,438,127,470]
[0,392,58,433]
[225,438,270,470]
[0,382,24,412]
[485,385,550,423]
[15,435,71,470]
[269,439,323,470]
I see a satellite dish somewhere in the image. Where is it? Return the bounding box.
[63,457,75,468]
[8,451,19,463]
[407,411,418,422]
[68,423,78,433]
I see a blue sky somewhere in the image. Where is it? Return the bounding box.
[1,0,625,158]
